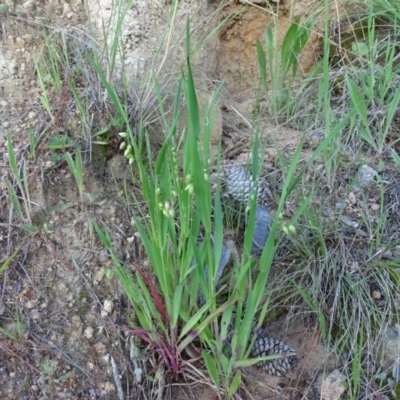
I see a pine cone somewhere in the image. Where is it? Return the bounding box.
[250,326,299,376]
[226,322,299,376]
[223,165,271,206]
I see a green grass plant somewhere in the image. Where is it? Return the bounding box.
[256,17,314,120]
[254,2,400,398]
[90,15,351,395]
[65,149,84,202]
[7,135,32,224]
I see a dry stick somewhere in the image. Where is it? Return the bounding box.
[111,356,124,400]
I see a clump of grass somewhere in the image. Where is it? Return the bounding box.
[256,17,315,121]
[6,134,34,226]
[91,17,316,396]
[284,1,400,156]
[33,27,165,165]
[254,1,400,397]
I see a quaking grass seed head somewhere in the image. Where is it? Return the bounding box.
[185,174,193,185]
[185,183,194,195]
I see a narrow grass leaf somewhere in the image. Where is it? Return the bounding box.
[280,19,300,76]
[202,350,220,389]
[91,219,111,248]
[346,78,370,129]
[178,299,238,349]
[0,249,19,276]
[228,370,242,398]
[172,281,184,327]
[257,40,267,91]
[0,327,16,340]
[17,224,38,233]
[383,83,400,136]
[391,149,400,166]
[265,27,274,77]
[7,182,23,220]
[7,135,20,184]
[185,18,200,142]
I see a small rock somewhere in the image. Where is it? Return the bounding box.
[383,325,400,370]
[22,34,34,44]
[15,37,25,47]
[348,191,357,205]
[21,0,35,12]
[84,326,94,339]
[340,215,359,228]
[103,381,115,392]
[321,370,347,400]
[103,299,114,314]
[381,248,393,259]
[372,290,382,300]
[370,203,380,211]
[98,252,109,263]
[29,308,40,319]
[62,2,72,15]
[26,299,38,309]
[71,315,81,328]
[101,309,108,318]
[93,271,104,285]
[28,111,36,120]
[358,165,377,187]
[94,342,107,355]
